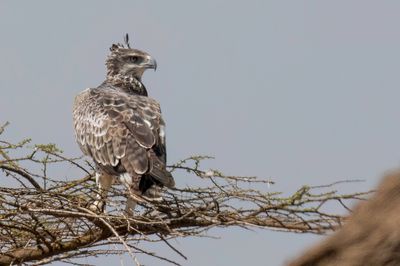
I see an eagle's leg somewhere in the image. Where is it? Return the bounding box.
[89,172,113,213]
[143,185,163,201]
[119,173,139,216]
[125,195,137,216]
[124,186,163,216]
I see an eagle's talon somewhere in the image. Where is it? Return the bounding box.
[143,185,163,201]
[88,200,105,213]
[124,208,134,217]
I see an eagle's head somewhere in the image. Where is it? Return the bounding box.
[106,34,157,80]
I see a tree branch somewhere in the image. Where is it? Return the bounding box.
[0,127,371,265]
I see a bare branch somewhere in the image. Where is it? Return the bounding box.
[0,128,371,265]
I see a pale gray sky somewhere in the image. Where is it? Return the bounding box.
[1,1,400,265]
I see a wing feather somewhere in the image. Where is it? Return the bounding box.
[73,86,173,188]
[121,138,148,175]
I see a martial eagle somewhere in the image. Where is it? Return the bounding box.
[73,35,174,215]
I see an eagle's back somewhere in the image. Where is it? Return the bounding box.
[73,85,174,192]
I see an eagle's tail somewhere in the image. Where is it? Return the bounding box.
[144,150,175,190]
[139,170,174,195]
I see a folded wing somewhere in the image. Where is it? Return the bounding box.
[73,87,174,190]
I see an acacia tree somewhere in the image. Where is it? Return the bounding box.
[0,123,370,265]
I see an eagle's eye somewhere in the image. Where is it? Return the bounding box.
[127,56,139,63]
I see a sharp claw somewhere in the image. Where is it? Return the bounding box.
[88,200,105,213]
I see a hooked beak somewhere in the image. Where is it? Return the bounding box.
[144,56,157,71]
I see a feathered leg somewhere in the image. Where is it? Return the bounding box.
[143,185,163,200]
[119,173,139,216]
[119,174,163,216]
[89,172,113,213]
[125,195,137,216]
[124,186,162,216]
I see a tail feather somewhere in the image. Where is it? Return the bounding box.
[148,150,175,188]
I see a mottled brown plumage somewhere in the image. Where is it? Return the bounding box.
[72,35,174,214]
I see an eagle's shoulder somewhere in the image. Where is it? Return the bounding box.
[73,88,91,108]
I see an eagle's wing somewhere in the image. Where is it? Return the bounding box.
[73,87,174,189]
